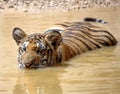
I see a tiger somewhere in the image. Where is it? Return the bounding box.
[12,18,117,69]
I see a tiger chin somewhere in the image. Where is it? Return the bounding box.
[12,18,117,69]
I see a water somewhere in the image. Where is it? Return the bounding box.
[0,7,120,94]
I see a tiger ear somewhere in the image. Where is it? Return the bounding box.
[12,27,26,45]
[43,29,62,50]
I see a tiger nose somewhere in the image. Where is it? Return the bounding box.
[22,51,41,68]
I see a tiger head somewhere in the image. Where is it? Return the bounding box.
[12,28,62,69]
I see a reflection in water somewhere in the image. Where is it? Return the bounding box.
[0,7,120,94]
[13,69,64,94]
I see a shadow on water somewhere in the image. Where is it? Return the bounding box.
[0,7,120,94]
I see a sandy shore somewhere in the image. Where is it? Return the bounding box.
[0,0,119,14]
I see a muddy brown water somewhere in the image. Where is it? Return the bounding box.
[0,7,120,94]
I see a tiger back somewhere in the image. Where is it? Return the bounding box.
[44,21,117,62]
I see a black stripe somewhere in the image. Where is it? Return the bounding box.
[56,24,69,27]
[78,28,111,46]
[65,30,101,48]
[76,28,109,47]
[63,41,78,56]
[63,39,81,54]
[84,17,97,22]
[46,49,52,66]
[86,27,115,45]
[78,27,112,44]
[58,47,62,63]
[49,49,53,66]
[64,39,80,56]
[97,20,103,23]
[64,31,101,50]
[84,17,107,24]
[64,33,93,51]
[78,29,102,48]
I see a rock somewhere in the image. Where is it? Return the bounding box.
[9,5,14,8]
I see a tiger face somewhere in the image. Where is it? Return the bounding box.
[12,28,62,68]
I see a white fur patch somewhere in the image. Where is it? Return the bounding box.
[45,26,64,33]
[22,41,29,48]
[19,63,25,69]
[37,42,45,50]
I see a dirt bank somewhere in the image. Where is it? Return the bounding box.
[0,0,119,14]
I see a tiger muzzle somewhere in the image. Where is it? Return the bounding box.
[20,51,42,68]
